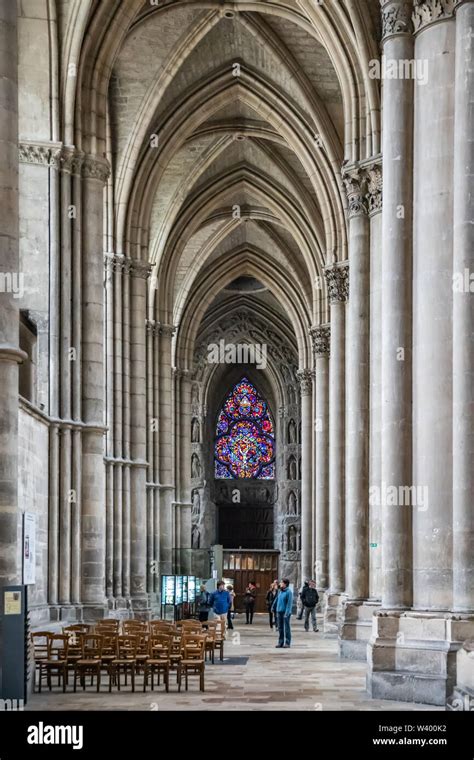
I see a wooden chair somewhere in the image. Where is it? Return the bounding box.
[203,622,217,664]
[31,632,51,692]
[39,634,69,693]
[169,630,183,682]
[73,635,103,692]
[214,619,225,662]
[95,620,119,634]
[143,634,171,692]
[110,635,138,692]
[178,635,206,692]
[135,632,150,674]
[63,630,85,680]
[100,633,118,686]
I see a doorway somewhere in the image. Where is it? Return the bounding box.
[223,550,279,613]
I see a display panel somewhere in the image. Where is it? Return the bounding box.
[187,576,196,603]
[175,575,184,605]
[161,575,175,605]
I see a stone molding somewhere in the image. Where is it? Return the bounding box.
[381,0,414,39]
[412,0,457,32]
[146,321,177,338]
[324,262,349,304]
[18,143,110,183]
[0,345,28,364]
[19,140,62,168]
[297,369,313,396]
[311,324,331,357]
[105,253,152,279]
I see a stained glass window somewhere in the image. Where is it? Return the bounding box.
[214,378,275,479]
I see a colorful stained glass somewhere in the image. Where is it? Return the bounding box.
[214,378,275,479]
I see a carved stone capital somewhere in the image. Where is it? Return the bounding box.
[130,258,152,280]
[324,262,349,304]
[297,369,313,396]
[157,323,177,338]
[381,0,414,39]
[60,148,84,175]
[342,168,368,218]
[82,155,111,184]
[366,163,383,216]
[412,0,456,32]
[19,141,63,168]
[311,324,331,357]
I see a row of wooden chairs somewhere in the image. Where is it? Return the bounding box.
[31,623,221,693]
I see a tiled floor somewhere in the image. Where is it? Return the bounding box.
[28,615,441,711]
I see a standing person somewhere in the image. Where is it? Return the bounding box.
[244,581,257,624]
[301,579,319,632]
[196,584,212,622]
[272,578,293,648]
[266,580,279,629]
[210,580,232,624]
[226,584,235,630]
[297,581,309,620]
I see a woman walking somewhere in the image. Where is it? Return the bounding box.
[244,581,257,625]
[266,580,279,629]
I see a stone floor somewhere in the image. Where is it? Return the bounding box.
[28,615,442,711]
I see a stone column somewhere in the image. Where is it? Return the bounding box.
[298,369,313,582]
[452,0,474,612]
[129,259,150,610]
[80,156,109,613]
[0,1,26,587]
[343,169,370,601]
[412,0,455,611]
[367,163,383,600]
[311,325,330,589]
[323,263,348,632]
[158,324,176,576]
[380,0,414,609]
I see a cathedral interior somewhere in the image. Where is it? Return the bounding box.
[0,0,473,713]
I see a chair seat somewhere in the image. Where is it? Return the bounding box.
[181,659,204,666]
[112,659,136,665]
[43,660,67,667]
[147,659,170,666]
[76,659,101,666]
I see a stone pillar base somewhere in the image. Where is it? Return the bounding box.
[322,592,345,636]
[339,599,381,661]
[367,610,474,706]
[447,640,474,711]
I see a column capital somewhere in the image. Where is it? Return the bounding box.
[412,0,457,32]
[366,163,383,216]
[82,154,111,184]
[130,258,153,280]
[297,369,313,396]
[324,262,349,304]
[381,0,414,40]
[60,147,84,176]
[342,167,369,218]
[310,324,331,357]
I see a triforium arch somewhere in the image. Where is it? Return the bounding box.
[2,0,473,710]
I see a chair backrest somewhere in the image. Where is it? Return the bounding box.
[182,635,206,660]
[180,624,202,635]
[123,621,146,634]
[31,632,51,660]
[63,624,91,635]
[214,620,225,639]
[48,634,69,660]
[82,635,103,659]
[64,630,85,653]
[149,634,171,659]
[117,635,138,659]
[149,621,173,634]
[95,621,119,634]
[101,633,118,657]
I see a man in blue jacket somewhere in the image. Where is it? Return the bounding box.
[272,578,293,648]
[210,580,232,624]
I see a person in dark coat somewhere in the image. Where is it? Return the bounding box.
[244,581,257,624]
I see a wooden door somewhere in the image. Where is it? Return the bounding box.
[223,551,279,613]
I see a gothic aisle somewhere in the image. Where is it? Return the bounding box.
[0,0,473,744]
